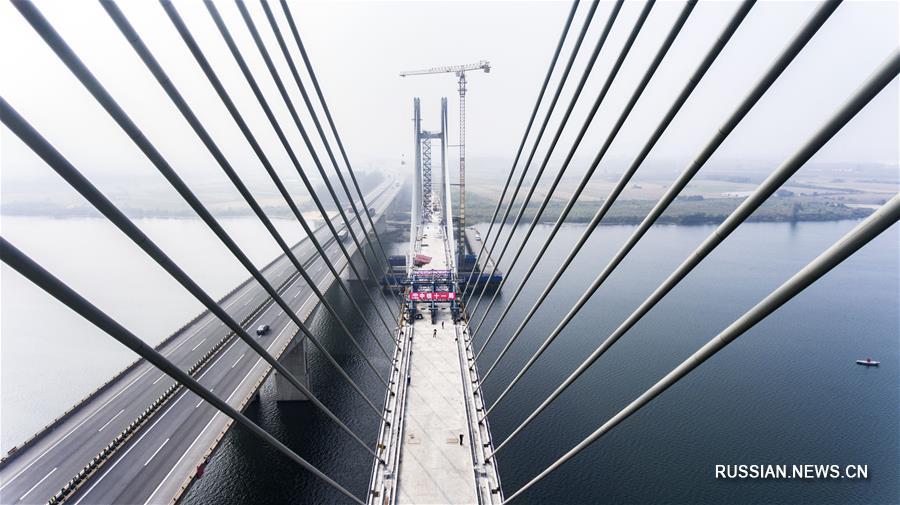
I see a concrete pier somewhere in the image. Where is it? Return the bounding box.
[274,337,309,402]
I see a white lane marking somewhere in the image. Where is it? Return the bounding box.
[231,354,245,369]
[143,323,290,500]
[1,189,386,494]
[97,410,125,432]
[143,438,169,467]
[73,392,188,505]
[196,341,238,381]
[190,338,207,352]
[272,322,298,347]
[164,281,258,356]
[164,317,215,356]
[227,360,263,403]
[142,414,219,505]
[0,366,152,491]
[18,467,56,501]
[224,333,285,404]
[293,291,300,299]
[152,375,164,385]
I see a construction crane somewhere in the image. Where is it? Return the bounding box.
[400,60,491,258]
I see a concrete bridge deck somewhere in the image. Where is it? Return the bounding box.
[398,219,475,504]
[369,214,502,505]
[0,181,400,505]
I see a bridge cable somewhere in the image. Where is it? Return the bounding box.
[227,0,400,314]
[475,0,753,382]
[496,41,898,460]
[203,0,397,326]
[494,33,898,466]
[0,96,383,461]
[10,0,388,420]
[463,0,625,318]
[100,1,394,386]
[259,0,399,303]
[503,189,900,503]
[272,0,399,295]
[481,0,844,424]
[191,1,399,331]
[470,0,676,348]
[458,0,581,299]
[0,237,368,505]
[158,0,399,349]
[160,1,396,344]
[460,0,605,303]
[132,1,397,359]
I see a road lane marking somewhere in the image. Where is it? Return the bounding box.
[196,341,238,381]
[0,187,388,494]
[227,360,262,403]
[73,393,188,505]
[164,317,216,356]
[97,410,125,432]
[142,414,220,505]
[18,467,56,501]
[0,367,152,491]
[144,439,169,467]
[190,338,207,352]
[224,332,286,404]
[152,375,164,385]
[192,210,361,323]
[231,354,245,369]
[164,282,259,356]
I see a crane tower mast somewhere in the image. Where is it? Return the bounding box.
[400,60,490,258]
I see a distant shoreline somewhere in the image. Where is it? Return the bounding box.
[463,196,878,227]
[0,205,327,220]
[2,196,875,226]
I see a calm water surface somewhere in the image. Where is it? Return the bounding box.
[2,216,897,504]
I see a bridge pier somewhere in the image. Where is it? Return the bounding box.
[345,246,371,282]
[274,337,309,402]
[345,218,388,284]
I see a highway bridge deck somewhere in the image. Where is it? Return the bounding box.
[0,181,400,505]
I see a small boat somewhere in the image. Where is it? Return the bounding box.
[855,358,880,366]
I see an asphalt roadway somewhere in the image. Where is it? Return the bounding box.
[0,181,400,505]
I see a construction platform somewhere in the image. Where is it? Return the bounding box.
[460,228,503,292]
[368,217,502,505]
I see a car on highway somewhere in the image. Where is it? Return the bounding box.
[256,324,270,336]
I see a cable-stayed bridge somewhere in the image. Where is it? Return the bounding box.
[0,1,897,504]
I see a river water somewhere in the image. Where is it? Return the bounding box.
[1,216,897,504]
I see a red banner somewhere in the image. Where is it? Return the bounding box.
[409,291,456,301]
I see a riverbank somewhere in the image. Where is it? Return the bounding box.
[1,195,874,225]
[464,195,875,226]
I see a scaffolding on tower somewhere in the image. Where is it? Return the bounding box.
[401,60,491,261]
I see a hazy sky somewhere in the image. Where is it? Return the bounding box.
[1,0,898,203]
